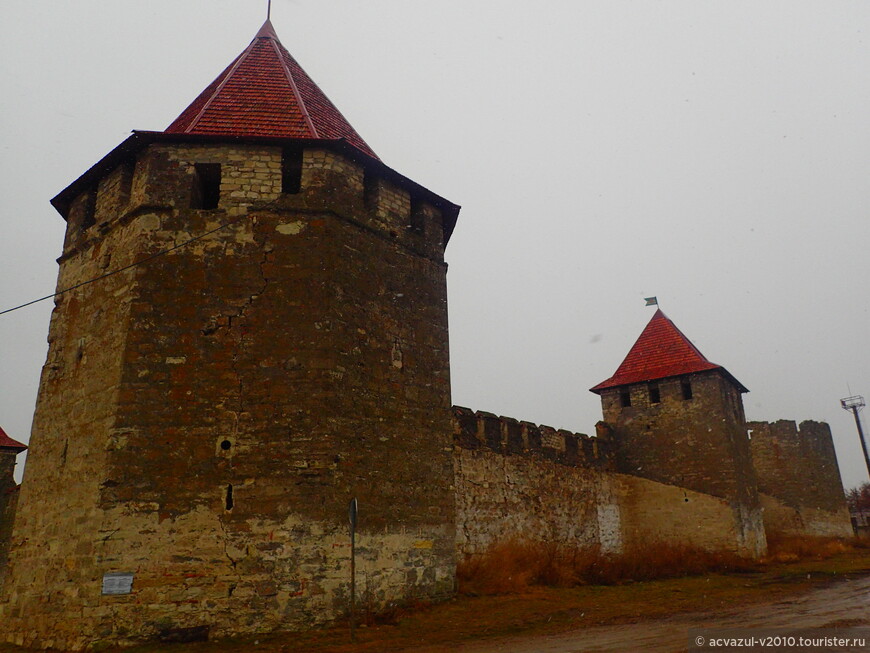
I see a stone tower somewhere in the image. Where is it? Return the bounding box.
[590,309,766,557]
[2,20,459,649]
[0,427,26,584]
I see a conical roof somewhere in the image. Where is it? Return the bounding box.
[590,309,747,393]
[165,20,378,159]
[0,426,26,453]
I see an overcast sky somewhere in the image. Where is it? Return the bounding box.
[2,1,870,489]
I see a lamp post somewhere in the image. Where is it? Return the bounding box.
[841,395,870,480]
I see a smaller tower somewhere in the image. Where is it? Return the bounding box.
[0,427,26,488]
[0,426,26,581]
[591,309,766,557]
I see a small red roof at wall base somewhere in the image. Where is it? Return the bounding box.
[165,19,378,159]
[0,426,27,453]
[590,309,747,393]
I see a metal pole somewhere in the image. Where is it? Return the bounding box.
[350,527,356,642]
[850,407,870,479]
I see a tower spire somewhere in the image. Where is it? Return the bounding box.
[164,18,378,158]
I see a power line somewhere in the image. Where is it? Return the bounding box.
[0,213,250,317]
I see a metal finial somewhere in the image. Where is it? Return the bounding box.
[267,0,271,20]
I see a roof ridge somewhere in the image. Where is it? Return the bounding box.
[182,45,254,134]
[268,38,318,138]
[655,309,709,362]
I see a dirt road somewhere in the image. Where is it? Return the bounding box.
[403,576,870,653]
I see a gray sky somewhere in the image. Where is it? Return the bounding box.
[2,1,870,489]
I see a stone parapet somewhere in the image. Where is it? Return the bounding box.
[452,406,614,470]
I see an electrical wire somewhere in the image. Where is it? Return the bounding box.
[0,213,249,317]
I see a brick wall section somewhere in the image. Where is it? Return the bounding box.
[2,143,455,650]
[597,370,766,557]
[452,408,743,557]
[749,420,852,537]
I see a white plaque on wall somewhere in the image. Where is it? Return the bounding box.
[101,572,134,595]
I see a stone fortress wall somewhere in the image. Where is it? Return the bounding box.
[451,407,853,561]
[450,406,752,557]
[749,420,853,537]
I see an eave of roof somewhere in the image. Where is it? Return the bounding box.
[0,426,27,453]
[49,131,460,245]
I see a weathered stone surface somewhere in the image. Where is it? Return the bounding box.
[452,411,751,559]
[0,454,20,587]
[597,371,767,557]
[749,420,852,537]
[1,142,455,649]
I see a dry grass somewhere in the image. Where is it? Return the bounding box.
[458,535,870,597]
[457,538,756,596]
[764,533,858,563]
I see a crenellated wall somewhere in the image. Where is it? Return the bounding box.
[452,407,750,558]
[452,406,613,470]
[748,420,852,537]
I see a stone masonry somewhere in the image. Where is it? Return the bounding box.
[596,370,767,557]
[749,420,853,537]
[0,138,458,649]
[451,407,751,557]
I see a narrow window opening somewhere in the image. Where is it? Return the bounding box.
[281,148,302,194]
[619,390,632,408]
[119,159,135,206]
[192,163,221,210]
[648,384,660,404]
[81,190,97,231]
[225,484,234,511]
[363,170,378,210]
[409,196,425,233]
[681,380,693,400]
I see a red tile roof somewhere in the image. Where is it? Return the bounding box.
[0,426,26,453]
[590,309,747,393]
[165,20,378,159]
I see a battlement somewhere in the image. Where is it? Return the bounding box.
[748,419,836,450]
[56,136,458,264]
[452,406,614,469]
[748,419,849,518]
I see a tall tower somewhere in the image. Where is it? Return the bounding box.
[2,20,459,649]
[590,309,766,557]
